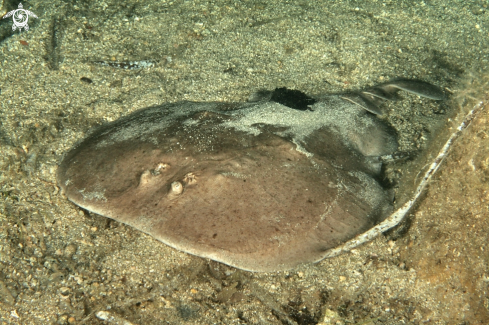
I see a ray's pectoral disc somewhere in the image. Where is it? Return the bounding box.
[58,102,392,272]
[58,80,444,272]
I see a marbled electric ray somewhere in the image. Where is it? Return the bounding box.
[57,80,444,272]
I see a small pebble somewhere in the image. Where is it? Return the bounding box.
[10,310,20,319]
[318,308,344,325]
[96,311,135,325]
[64,244,77,258]
[59,287,70,296]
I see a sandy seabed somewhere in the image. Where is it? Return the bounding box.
[1,0,488,324]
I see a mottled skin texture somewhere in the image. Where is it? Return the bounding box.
[57,82,444,271]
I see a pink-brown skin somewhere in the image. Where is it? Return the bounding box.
[57,104,391,272]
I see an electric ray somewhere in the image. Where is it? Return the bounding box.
[57,79,445,272]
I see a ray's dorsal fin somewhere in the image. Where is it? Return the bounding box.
[339,93,384,115]
[340,79,446,115]
[379,79,446,100]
